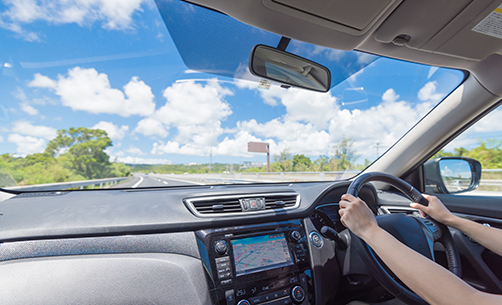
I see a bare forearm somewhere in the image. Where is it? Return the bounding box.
[362,228,495,305]
[448,216,502,257]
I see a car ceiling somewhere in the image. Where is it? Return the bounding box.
[186,0,502,96]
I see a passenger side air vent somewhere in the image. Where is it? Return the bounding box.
[184,193,300,217]
[190,197,242,214]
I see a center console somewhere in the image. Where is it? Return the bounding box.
[196,220,313,305]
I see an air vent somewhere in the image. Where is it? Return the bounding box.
[184,193,300,217]
[191,197,242,214]
[265,195,298,209]
[378,206,420,216]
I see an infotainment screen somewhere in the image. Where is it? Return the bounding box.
[232,233,294,276]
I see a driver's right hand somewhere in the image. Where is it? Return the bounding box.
[410,195,456,226]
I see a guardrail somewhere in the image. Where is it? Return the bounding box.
[161,169,502,190]
[163,170,362,184]
[4,176,132,192]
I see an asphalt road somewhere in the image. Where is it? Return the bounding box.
[111,173,200,189]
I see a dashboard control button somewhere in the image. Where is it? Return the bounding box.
[215,256,230,263]
[291,286,305,303]
[221,279,233,285]
[218,271,232,279]
[309,232,323,248]
[236,289,246,297]
[282,298,292,305]
[237,300,251,305]
[215,240,228,255]
[299,274,307,286]
[289,276,299,284]
[217,261,230,269]
[249,296,262,304]
[282,288,290,297]
[290,230,301,242]
[225,290,236,305]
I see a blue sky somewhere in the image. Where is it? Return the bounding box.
[0,0,466,165]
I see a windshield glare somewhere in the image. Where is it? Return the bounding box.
[0,0,464,191]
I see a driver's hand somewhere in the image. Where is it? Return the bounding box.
[410,194,455,226]
[339,194,378,239]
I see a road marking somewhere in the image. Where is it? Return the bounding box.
[132,176,144,188]
[163,181,168,185]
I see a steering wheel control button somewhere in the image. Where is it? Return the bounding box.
[237,300,251,305]
[214,240,228,255]
[289,230,301,242]
[225,290,236,305]
[291,286,305,303]
[309,231,323,248]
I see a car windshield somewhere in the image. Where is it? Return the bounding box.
[0,0,464,191]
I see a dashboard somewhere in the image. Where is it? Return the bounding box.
[0,180,380,304]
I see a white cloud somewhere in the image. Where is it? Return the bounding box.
[418,81,443,103]
[29,74,56,88]
[14,87,39,115]
[8,134,46,156]
[0,0,146,41]
[29,67,155,117]
[356,53,377,65]
[155,80,233,126]
[176,121,223,145]
[134,117,168,138]
[92,121,129,140]
[20,103,38,115]
[136,79,233,147]
[382,88,399,103]
[152,131,268,157]
[115,156,173,165]
[12,121,57,140]
[0,134,3,142]
[125,145,145,155]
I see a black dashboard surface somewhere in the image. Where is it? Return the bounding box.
[0,181,367,242]
[0,180,380,305]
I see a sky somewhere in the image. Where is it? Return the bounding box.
[0,0,471,166]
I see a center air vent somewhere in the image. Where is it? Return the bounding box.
[184,193,300,217]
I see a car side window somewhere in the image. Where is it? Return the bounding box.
[426,105,502,195]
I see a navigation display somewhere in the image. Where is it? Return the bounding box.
[232,233,294,276]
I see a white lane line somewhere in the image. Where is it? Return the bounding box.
[132,176,144,188]
[162,181,168,185]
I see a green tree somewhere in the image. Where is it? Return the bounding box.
[311,155,331,171]
[332,138,359,171]
[292,154,311,171]
[467,141,502,169]
[272,148,293,172]
[45,127,113,179]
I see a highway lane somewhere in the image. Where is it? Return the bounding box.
[110,173,201,189]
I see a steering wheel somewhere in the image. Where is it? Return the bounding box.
[346,172,461,305]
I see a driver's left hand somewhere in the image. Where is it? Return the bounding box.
[339,194,378,240]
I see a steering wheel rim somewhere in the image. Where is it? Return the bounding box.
[346,172,461,305]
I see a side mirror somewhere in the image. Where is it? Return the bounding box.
[249,45,331,92]
[424,157,481,194]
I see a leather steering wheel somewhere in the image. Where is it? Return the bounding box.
[346,172,461,305]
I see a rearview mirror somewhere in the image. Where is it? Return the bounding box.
[249,45,331,92]
[424,157,481,194]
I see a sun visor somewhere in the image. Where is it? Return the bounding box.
[374,0,473,49]
[374,0,502,61]
[262,0,402,35]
